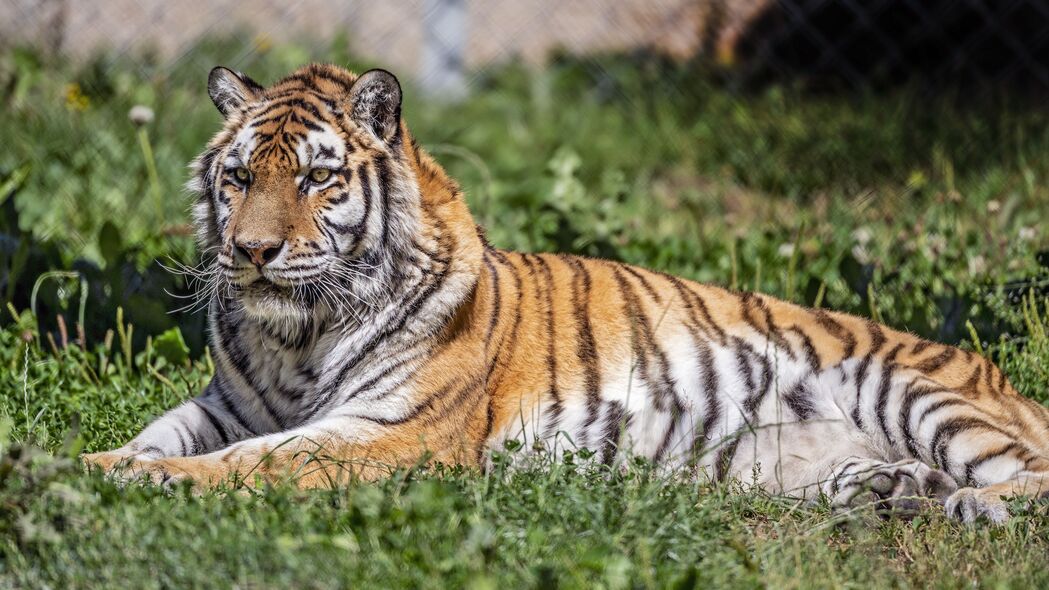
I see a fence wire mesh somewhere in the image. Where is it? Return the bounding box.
[1,0,1047,349]
[737,0,1049,93]
[4,1,1049,95]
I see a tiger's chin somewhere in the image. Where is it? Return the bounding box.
[238,282,312,324]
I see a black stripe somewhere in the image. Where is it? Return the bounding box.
[600,401,628,465]
[374,157,393,250]
[983,358,996,396]
[911,339,933,354]
[207,376,259,436]
[139,445,164,458]
[178,416,203,455]
[852,353,874,428]
[787,326,822,372]
[532,255,564,436]
[173,424,188,456]
[690,339,721,461]
[755,296,796,360]
[610,264,683,461]
[663,274,727,345]
[783,380,816,420]
[735,343,757,393]
[327,190,351,205]
[621,266,663,304]
[917,397,971,427]
[214,313,284,428]
[812,310,857,359]
[916,347,957,373]
[739,293,794,357]
[356,374,484,427]
[866,321,887,355]
[931,416,1004,475]
[482,252,503,344]
[739,338,773,417]
[325,163,372,242]
[964,442,1022,486]
[714,436,742,483]
[958,363,983,397]
[873,357,898,449]
[565,257,603,449]
[478,250,526,456]
[898,379,944,459]
[251,96,326,119]
[192,399,232,446]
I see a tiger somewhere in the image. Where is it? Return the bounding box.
[82,63,1049,524]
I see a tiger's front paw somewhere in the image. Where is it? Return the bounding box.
[124,456,229,491]
[125,458,193,487]
[83,452,225,491]
[81,450,140,475]
[945,487,1010,524]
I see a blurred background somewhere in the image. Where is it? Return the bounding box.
[1,0,1047,387]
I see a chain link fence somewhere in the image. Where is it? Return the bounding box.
[3,0,1048,95]
[1,0,1048,349]
[736,0,1049,94]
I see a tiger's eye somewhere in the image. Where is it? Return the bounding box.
[234,167,250,182]
[309,168,332,183]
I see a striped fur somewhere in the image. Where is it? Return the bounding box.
[83,64,1049,523]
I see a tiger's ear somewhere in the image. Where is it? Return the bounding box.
[208,66,263,118]
[347,69,402,144]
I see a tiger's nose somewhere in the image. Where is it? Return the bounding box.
[233,239,284,268]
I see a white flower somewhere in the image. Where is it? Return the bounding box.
[777,243,795,258]
[986,200,1001,214]
[1019,226,1037,242]
[852,244,872,265]
[129,105,154,126]
[968,255,987,276]
[851,227,873,245]
[927,234,947,257]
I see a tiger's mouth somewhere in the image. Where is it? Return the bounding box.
[245,278,291,296]
[237,278,310,320]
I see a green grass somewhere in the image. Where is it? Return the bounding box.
[2,311,1049,588]
[2,37,1049,587]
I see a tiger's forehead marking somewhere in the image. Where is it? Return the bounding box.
[225,103,349,173]
[226,125,260,166]
[295,124,346,170]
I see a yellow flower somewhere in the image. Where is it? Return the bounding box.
[64,83,90,112]
[716,43,736,67]
[253,33,273,54]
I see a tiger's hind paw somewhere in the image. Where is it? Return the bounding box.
[834,460,957,517]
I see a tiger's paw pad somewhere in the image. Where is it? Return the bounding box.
[835,461,957,517]
[944,487,1010,524]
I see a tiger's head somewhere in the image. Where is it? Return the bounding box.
[189,64,455,328]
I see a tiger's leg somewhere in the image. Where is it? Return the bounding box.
[113,415,466,489]
[715,296,1047,522]
[726,417,955,516]
[863,368,1049,524]
[927,402,1049,524]
[824,457,957,515]
[82,381,258,475]
[751,327,1049,523]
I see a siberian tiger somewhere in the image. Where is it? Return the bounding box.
[83,63,1049,524]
